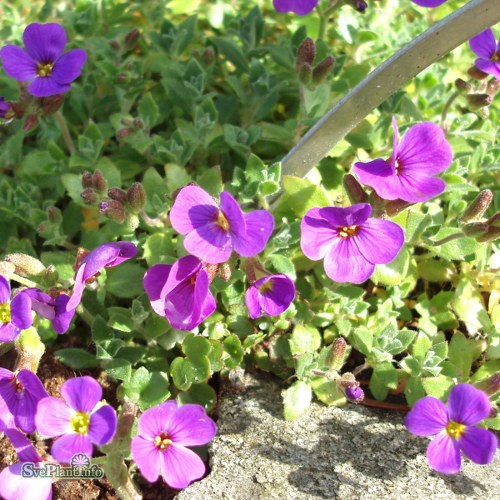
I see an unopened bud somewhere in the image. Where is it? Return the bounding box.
[15,327,45,373]
[385,199,413,217]
[0,261,16,279]
[326,337,347,371]
[466,93,492,110]
[339,372,359,389]
[474,372,500,396]
[346,0,368,12]
[462,221,489,237]
[47,206,62,224]
[296,38,316,70]
[80,187,99,205]
[124,28,140,50]
[39,94,65,116]
[109,39,121,51]
[204,263,219,282]
[116,401,137,438]
[454,78,472,93]
[467,66,488,80]
[108,187,128,201]
[345,386,365,403]
[219,263,232,282]
[5,253,45,277]
[23,114,39,132]
[132,117,144,129]
[127,182,146,213]
[486,212,500,228]
[82,171,93,189]
[92,170,108,193]
[343,174,368,204]
[459,189,493,223]
[10,102,25,119]
[312,56,335,85]
[100,200,126,223]
[117,127,133,139]
[201,48,215,66]
[298,62,313,86]
[476,224,500,242]
[486,78,500,96]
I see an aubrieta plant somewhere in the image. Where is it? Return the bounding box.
[0,0,499,497]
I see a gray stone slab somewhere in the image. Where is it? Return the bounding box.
[178,374,500,500]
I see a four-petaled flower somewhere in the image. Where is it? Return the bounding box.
[170,185,274,264]
[0,368,49,433]
[35,376,117,463]
[0,23,87,97]
[66,241,138,311]
[405,384,498,474]
[300,203,404,283]
[131,400,217,489]
[0,276,32,343]
[469,28,500,81]
[245,274,295,319]
[353,118,453,203]
[0,427,53,500]
[273,0,320,15]
[144,255,216,331]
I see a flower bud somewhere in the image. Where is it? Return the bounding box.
[312,56,335,85]
[100,200,126,223]
[459,189,493,223]
[339,372,359,389]
[343,174,368,204]
[326,337,347,371]
[476,224,500,242]
[297,62,313,86]
[467,66,488,80]
[127,182,147,213]
[219,262,232,282]
[109,39,121,51]
[486,78,500,96]
[0,261,16,279]
[385,199,413,217]
[92,170,108,193]
[454,78,472,93]
[124,28,140,50]
[462,221,489,238]
[466,93,492,110]
[47,206,62,224]
[346,0,368,12]
[14,327,45,373]
[345,386,365,403]
[5,253,45,277]
[126,214,140,231]
[80,187,99,205]
[117,127,133,139]
[23,114,39,132]
[201,48,215,66]
[296,38,316,70]
[39,94,65,116]
[108,187,128,201]
[204,263,220,282]
[82,171,93,189]
[10,102,25,119]
[474,372,500,396]
[132,117,144,129]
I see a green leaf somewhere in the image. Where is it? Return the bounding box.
[183,334,211,358]
[371,246,410,286]
[311,376,345,406]
[448,332,474,381]
[427,228,480,261]
[350,327,373,357]
[106,264,146,298]
[411,332,432,361]
[404,377,426,406]
[223,334,244,368]
[104,358,132,382]
[107,307,134,333]
[369,362,398,400]
[289,324,321,355]
[178,383,217,412]
[138,92,160,128]
[138,372,170,410]
[422,376,454,399]
[143,232,176,266]
[268,255,296,280]
[283,380,312,421]
[54,348,99,369]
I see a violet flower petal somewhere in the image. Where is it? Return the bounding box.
[411,0,447,6]
[0,275,11,302]
[469,29,496,59]
[426,431,461,474]
[160,443,206,489]
[131,435,161,483]
[300,208,338,260]
[51,433,93,463]
[219,191,246,239]
[50,48,87,84]
[66,262,87,311]
[273,0,319,15]
[447,384,492,425]
[321,203,372,228]
[475,59,500,80]
[14,370,49,433]
[52,294,75,334]
[137,400,179,439]
[35,396,72,437]
[0,462,52,500]
[354,159,396,198]
[88,404,117,445]
[167,403,218,447]
[23,23,67,63]
[0,46,37,81]
[24,288,56,320]
[161,256,201,299]
[28,77,70,97]
[4,428,41,462]
[170,185,219,234]
[183,223,233,264]
[232,210,274,258]
[324,237,374,284]
[405,396,448,436]
[61,376,102,413]
[10,292,33,330]
[0,323,18,342]
[354,218,404,264]
[259,276,295,316]
[459,426,498,465]
[397,173,447,203]
[245,286,262,319]
[144,264,173,315]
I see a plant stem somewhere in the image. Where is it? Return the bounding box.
[54,110,76,155]
[440,90,459,129]
[430,232,464,246]
[10,273,38,288]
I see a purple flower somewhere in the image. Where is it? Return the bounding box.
[144,255,216,331]
[0,97,11,118]
[345,386,364,403]
[66,241,138,311]
[469,29,500,80]
[24,288,74,334]
[0,368,49,433]
[0,428,52,500]
[0,23,87,98]
[405,384,498,474]
[300,203,404,284]
[35,376,117,463]
[410,0,447,7]
[245,274,295,319]
[273,0,319,15]
[353,118,453,203]
[0,276,32,342]
[170,185,274,264]
[131,400,217,489]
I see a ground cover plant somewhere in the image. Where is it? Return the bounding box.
[0,0,499,497]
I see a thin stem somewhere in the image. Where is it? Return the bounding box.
[429,232,464,246]
[54,110,76,155]
[440,90,459,129]
[76,303,95,327]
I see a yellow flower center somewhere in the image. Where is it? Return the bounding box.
[216,210,230,231]
[445,420,466,440]
[70,412,90,435]
[0,302,11,324]
[492,51,500,63]
[338,225,358,238]
[37,62,54,77]
[258,280,274,294]
[154,433,172,450]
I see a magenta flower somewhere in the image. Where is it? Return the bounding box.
[353,118,453,203]
[66,241,138,311]
[405,384,498,474]
[0,276,32,342]
[0,23,87,98]
[411,0,447,7]
[35,376,117,463]
[131,400,217,489]
[300,203,404,283]
[144,255,216,331]
[24,288,75,334]
[169,185,274,264]
[0,368,49,433]
[273,0,319,15]
[0,97,11,118]
[345,386,364,403]
[0,428,52,500]
[245,274,295,319]
[469,29,500,80]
